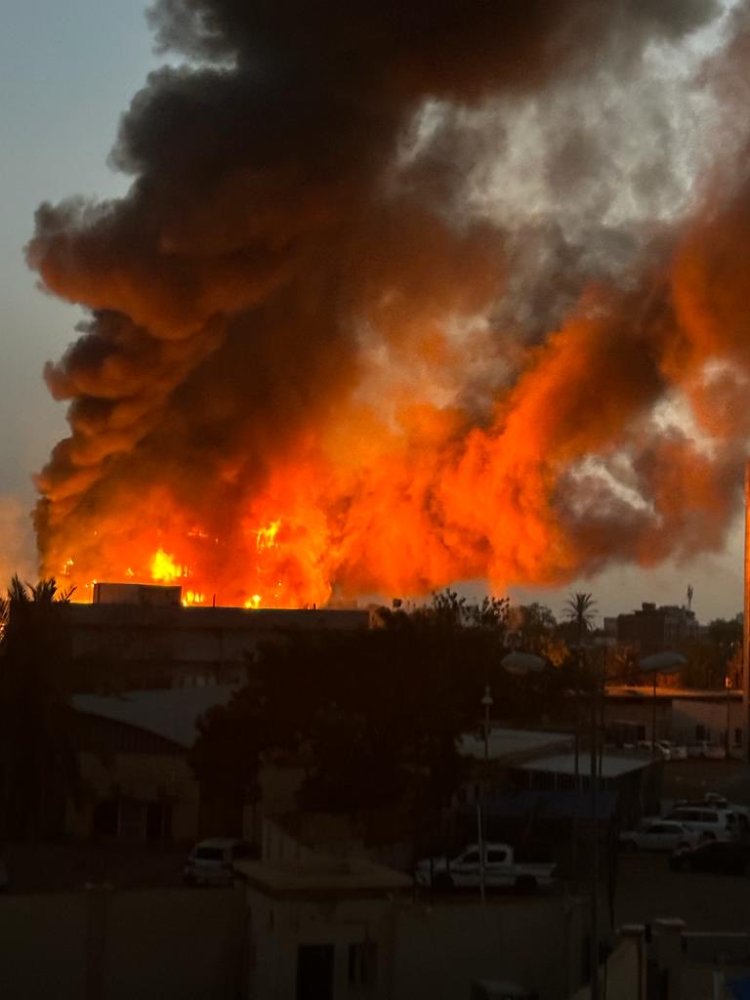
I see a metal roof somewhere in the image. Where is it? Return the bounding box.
[518,752,654,779]
[458,727,574,762]
[72,685,235,748]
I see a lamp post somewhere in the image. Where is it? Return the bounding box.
[477,685,494,903]
[475,650,545,905]
[482,685,493,762]
[637,651,688,757]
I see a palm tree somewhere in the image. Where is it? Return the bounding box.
[564,592,598,647]
[0,576,77,840]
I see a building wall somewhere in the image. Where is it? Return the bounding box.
[603,694,743,748]
[64,602,371,687]
[391,896,589,1000]
[68,751,200,843]
[246,889,396,1000]
[0,887,245,1000]
[671,696,743,747]
[602,697,673,744]
[245,889,590,1000]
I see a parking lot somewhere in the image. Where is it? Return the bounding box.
[615,850,750,931]
[661,758,750,808]
[612,758,750,932]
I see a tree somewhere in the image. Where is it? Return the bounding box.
[563,592,598,646]
[190,589,551,819]
[0,576,78,840]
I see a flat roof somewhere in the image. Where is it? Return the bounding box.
[607,685,743,702]
[234,857,413,897]
[458,727,574,762]
[519,752,654,779]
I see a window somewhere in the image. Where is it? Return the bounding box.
[231,842,256,860]
[195,847,224,861]
[636,725,646,740]
[461,850,480,865]
[487,849,507,863]
[348,942,377,988]
[696,725,707,741]
[297,945,334,1000]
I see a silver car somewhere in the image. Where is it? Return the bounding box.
[183,838,256,886]
[619,819,700,852]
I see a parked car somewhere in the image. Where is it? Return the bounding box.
[670,840,750,875]
[619,819,700,852]
[414,843,556,892]
[674,794,750,836]
[657,740,687,760]
[636,740,670,760]
[663,806,738,842]
[687,742,726,759]
[183,838,257,886]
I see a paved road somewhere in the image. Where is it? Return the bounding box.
[608,760,750,932]
[0,842,186,894]
[662,759,750,807]
[615,850,750,933]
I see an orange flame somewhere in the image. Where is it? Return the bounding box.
[150,548,182,584]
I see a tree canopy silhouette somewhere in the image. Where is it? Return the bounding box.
[190,591,563,816]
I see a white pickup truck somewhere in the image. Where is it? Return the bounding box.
[414,842,556,892]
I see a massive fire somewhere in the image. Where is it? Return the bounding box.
[27,1,750,608]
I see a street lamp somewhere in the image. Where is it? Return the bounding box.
[481,685,494,763]
[638,651,688,756]
[500,651,546,675]
[474,652,545,902]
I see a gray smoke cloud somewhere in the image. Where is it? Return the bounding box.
[26,0,750,605]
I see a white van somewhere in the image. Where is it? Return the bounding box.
[664,806,738,842]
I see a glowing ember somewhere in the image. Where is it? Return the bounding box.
[245,594,262,610]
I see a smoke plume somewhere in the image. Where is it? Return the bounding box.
[26,0,750,607]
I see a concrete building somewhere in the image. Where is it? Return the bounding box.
[63,583,373,688]
[616,603,701,655]
[69,685,235,842]
[604,686,743,752]
[236,848,592,1000]
[585,920,750,1000]
[69,685,307,843]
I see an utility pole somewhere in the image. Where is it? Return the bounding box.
[744,462,750,762]
[590,680,600,1000]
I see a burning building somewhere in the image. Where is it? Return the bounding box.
[63,583,372,688]
[25,0,750,609]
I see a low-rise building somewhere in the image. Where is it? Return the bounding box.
[236,847,593,1000]
[63,582,373,688]
[604,686,743,751]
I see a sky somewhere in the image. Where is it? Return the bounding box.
[0,1,162,576]
[0,1,746,624]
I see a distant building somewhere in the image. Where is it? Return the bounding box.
[616,602,701,654]
[62,582,373,688]
[604,686,743,752]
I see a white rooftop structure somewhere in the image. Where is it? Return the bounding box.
[72,684,235,748]
[458,727,574,763]
[519,752,654,779]
[234,856,413,897]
